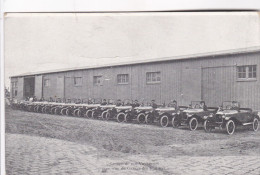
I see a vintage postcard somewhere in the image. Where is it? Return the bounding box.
[4,12,260,174]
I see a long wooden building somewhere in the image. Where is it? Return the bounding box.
[10,47,260,110]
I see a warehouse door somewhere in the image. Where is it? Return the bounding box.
[24,77,35,99]
[56,76,64,99]
[202,66,235,107]
[181,68,201,106]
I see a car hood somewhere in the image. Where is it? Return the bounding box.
[216,110,238,115]
[135,106,153,110]
[183,108,204,113]
[155,107,176,112]
[115,106,132,110]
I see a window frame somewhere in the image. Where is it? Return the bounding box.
[117,74,129,85]
[146,71,161,84]
[74,77,83,86]
[43,79,50,87]
[93,76,103,86]
[236,65,257,81]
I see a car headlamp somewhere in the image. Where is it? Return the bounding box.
[177,111,180,115]
[203,116,208,120]
[209,113,213,118]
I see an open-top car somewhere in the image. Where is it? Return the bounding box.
[146,102,186,127]
[172,101,218,131]
[91,99,116,120]
[203,101,259,135]
[105,99,131,122]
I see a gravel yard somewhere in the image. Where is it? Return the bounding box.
[5,107,260,174]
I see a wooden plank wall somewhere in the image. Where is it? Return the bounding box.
[12,51,260,110]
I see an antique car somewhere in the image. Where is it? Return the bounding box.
[203,101,259,135]
[172,101,218,131]
[133,100,154,124]
[84,98,102,118]
[91,99,116,120]
[105,99,132,122]
[145,103,185,127]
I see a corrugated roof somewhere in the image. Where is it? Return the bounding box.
[10,46,260,78]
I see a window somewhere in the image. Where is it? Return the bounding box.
[12,81,17,88]
[93,76,102,86]
[146,72,161,84]
[237,65,257,81]
[74,77,82,86]
[44,79,50,87]
[117,74,129,84]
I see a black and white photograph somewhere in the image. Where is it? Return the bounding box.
[2,8,260,175]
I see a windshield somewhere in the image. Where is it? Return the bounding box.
[190,101,202,109]
[222,101,239,110]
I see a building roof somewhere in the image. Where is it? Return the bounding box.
[10,46,260,78]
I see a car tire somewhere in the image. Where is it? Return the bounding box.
[160,115,169,127]
[189,117,198,131]
[203,120,213,133]
[172,116,179,128]
[117,112,125,123]
[137,113,146,124]
[252,118,259,131]
[226,120,235,135]
[105,111,112,120]
[145,114,154,124]
[124,114,132,122]
[101,111,107,120]
[85,110,92,118]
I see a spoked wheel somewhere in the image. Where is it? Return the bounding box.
[189,117,198,131]
[72,109,78,116]
[172,116,180,128]
[125,114,132,123]
[51,108,56,114]
[160,115,169,127]
[77,110,82,117]
[252,118,259,131]
[137,113,146,124]
[42,106,46,113]
[85,110,92,118]
[91,111,99,119]
[61,108,67,115]
[105,111,113,120]
[117,112,125,123]
[226,120,235,135]
[203,120,213,133]
[145,114,154,124]
[101,111,108,120]
[66,109,71,116]
[34,106,38,112]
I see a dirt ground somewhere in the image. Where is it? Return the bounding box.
[5,108,260,174]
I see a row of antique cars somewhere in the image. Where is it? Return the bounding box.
[11,99,259,135]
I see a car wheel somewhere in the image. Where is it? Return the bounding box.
[160,115,169,127]
[60,108,66,115]
[106,111,111,120]
[101,111,107,120]
[117,112,125,123]
[189,117,198,131]
[252,118,259,131]
[226,120,235,135]
[66,109,70,116]
[91,110,97,119]
[137,113,146,124]
[203,120,213,133]
[77,110,81,117]
[85,110,92,118]
[172,116,179,128]
[145,114,154,124]
[125,114,132,122]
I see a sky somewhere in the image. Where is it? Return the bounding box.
[4,12,260,87]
